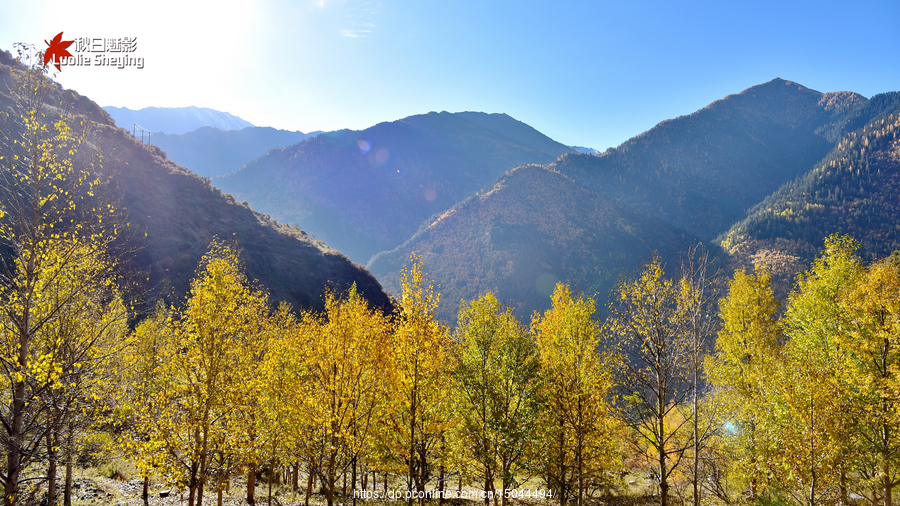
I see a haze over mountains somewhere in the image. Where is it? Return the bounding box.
[151,127,321,179]
[191,77,896,320]
[0,50,391,315]
[103,105,255,134]
[216,111,575,262]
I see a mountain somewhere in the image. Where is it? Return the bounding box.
[0,50,391,315]
[368,165,702,322]
[103,105,254,134]
[719,91,900,290]
[367,80,900,318]
[570,146,602,155]
[151,126,321,179]
[216,111,574,263]
[551,79,870,241]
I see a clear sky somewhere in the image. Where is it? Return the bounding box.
[1,0,898,150]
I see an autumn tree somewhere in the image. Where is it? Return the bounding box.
[297,285,391,506]
[0,46,124,506]
[127,242,271,506]
[677,244,719,506]
[837,254,900,506]
[377,255,452,506]
[705,266,782,501]
[773,235,861,506]
[607,254,692,506]
[451,292,542,506]
[533,283,619,506]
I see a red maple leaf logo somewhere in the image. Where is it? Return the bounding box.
[44,32,74,71]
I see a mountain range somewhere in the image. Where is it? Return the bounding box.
[103,105,255,134]
[209,77,899,320]
[0,50,391,316]
[215,111,575,263]
[151,126,321,179]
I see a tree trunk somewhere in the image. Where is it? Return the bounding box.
[305,464,314,506]
[268,464,274,506]
[438,463,445,506]
[247,463,257,505]
[64,460,73,506]
[4,377,27,506]
[217,470,224,506]
[143,475,150,501]
[327,464,335,506]
[352,457,358,506]
[839,467,848,506]
[48,431,58,506]
[409,393,416,506]
[693,365,701,506]
[197,476,205,506]
[188,461,199,506]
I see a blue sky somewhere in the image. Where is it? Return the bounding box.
[1,0,898,150]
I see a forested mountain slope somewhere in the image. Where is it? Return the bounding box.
[551,79,871,240]
[368,165,702,321]
[0,50,391,315]
[216,111,574,263]
[720,93,900,284]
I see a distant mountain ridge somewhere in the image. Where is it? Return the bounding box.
[551,79,868,241]
[151,126,321,179]
[368,79,900,320]
[216,111,574,263]
[103,105,255,134]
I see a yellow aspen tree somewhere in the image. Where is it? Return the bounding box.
[252,303,304,506]
[705,266,782,500]
[115,304,171,501]
[378,255,452,506]
[451,292,542,506]
[677,244,718,506]
[297,285,391,506]
[0,47,122,506]
[607,255,691,506]
[134,242,271,506]
[534,283,619,506]
[838,257,900,506]
[775,235,862,506]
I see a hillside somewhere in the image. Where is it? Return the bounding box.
[103,105,254,134]
[151,126,320,179]
[216,111,574,263]
[366,80,900,315]
[368,165,702,322]
[0,50,391,315]
[551,79,871,241]
[719,92,900,286]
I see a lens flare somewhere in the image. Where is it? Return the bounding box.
[375,149,389,164]
[536,273,559,297]
[424,188,437,201]
[357,140,371,153]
